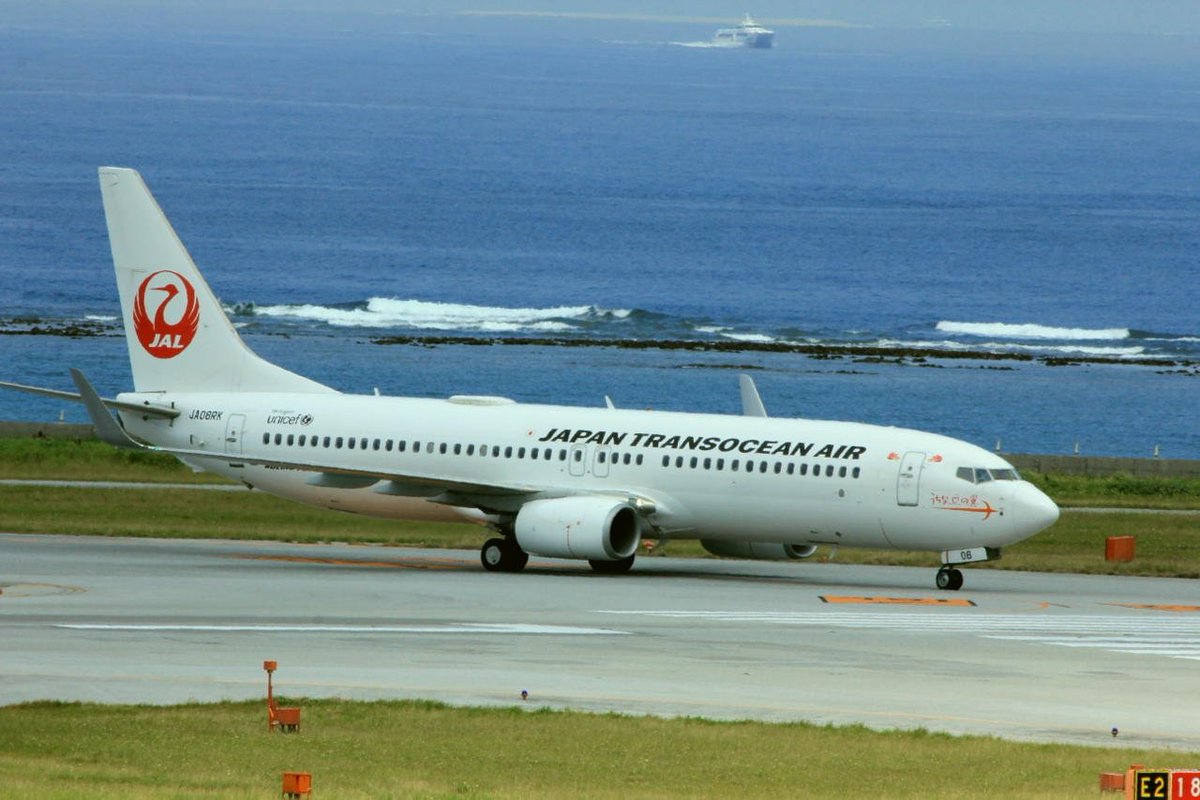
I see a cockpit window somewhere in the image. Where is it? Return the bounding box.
[957,466,1022,484]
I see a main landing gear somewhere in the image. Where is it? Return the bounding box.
[935,566,964,591]
[480,537,528,573]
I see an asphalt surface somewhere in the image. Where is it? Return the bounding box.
[2,533,1197,751]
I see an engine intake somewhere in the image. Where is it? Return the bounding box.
[700,540,818,561]
[515,496,641,561]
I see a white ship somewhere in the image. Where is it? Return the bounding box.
[712,14,775,49]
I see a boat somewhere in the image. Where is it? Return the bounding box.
[711,14,774,48]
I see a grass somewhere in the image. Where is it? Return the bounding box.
[0,699,1189,799]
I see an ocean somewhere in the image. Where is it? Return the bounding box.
[1,10,1197,458]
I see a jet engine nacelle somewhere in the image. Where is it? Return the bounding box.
[514,496,641,561]
[700,540,819,560]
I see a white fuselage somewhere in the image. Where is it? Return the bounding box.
[120,390,1057,553]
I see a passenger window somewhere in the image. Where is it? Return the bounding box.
[636,455,643,466]
[703,458,711,470]
[800,463,807,476]
[852,467,860,478]
[786,463,794,475]
[454,444,462,455]
[774,462,782,474]
[732,461,739,472]
[559,450,567,461]
[505,447,513,458]
[518,447,526,458]
[675,456,684,468]
[825,465,834,477]
[746,460,754,472]
[493,446,501,457]
[467,444,475,456]
[531,448,539,460]
[598,451,606,464]
[274,433,282,445]
[373,439,380,451]
[348,438,356,450]
[398,441,407,453]
[323,436,331,447]
[298,435,306,446]
[286,434,294,446]
[573,449,582,462]
[839,466,847,478]
[335,437,343,449]
[385,440,392,452]
[716,458,724,470]
[662,455,670,467]
[690,457,698,468]
[544,448,553,460]
[760,462,768,473]
[262,433,270,445]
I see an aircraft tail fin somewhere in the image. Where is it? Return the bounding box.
[98,167,334,395]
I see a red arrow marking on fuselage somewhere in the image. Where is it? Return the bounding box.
[937,501,997,521]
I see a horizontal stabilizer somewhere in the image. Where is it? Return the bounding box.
[0,377,179,419]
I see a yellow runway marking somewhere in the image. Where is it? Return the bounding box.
[820,595,976,607]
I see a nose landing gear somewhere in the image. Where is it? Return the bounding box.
[935,566,964,591]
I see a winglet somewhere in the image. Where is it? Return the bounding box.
[739,374,768,417]
[70,369,145,450]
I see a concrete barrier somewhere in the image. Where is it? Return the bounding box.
[1005,453,1200,479]
[0,422,95,440]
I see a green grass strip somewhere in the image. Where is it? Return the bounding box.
[0,700,1191,799]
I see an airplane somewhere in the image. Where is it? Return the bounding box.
[0,167,1060,590]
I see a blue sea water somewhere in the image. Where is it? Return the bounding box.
[0,10,1197,457]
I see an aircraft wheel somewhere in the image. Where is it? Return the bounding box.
[949,568,964,590]
[481,538,507,572]
[936,566,964,591]
[588,554,636,575]
[481,538,528,573]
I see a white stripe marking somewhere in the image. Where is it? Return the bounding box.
[593,611,1200,661]
[57,623,627,635]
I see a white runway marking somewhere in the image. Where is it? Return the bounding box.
[56,623,627,636]
[594,610,1200,661]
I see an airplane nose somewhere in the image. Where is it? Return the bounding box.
[1015,484,1059,537]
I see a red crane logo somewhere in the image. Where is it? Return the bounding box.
[133,270,200,359]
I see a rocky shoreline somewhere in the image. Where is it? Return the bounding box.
[2,318,1193,371]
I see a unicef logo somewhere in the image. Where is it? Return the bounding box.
[300,415,314,426]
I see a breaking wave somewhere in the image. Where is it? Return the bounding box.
[936,321,1131,341]
[247,298,632,334]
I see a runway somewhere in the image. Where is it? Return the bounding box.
[2,533,1197,750]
